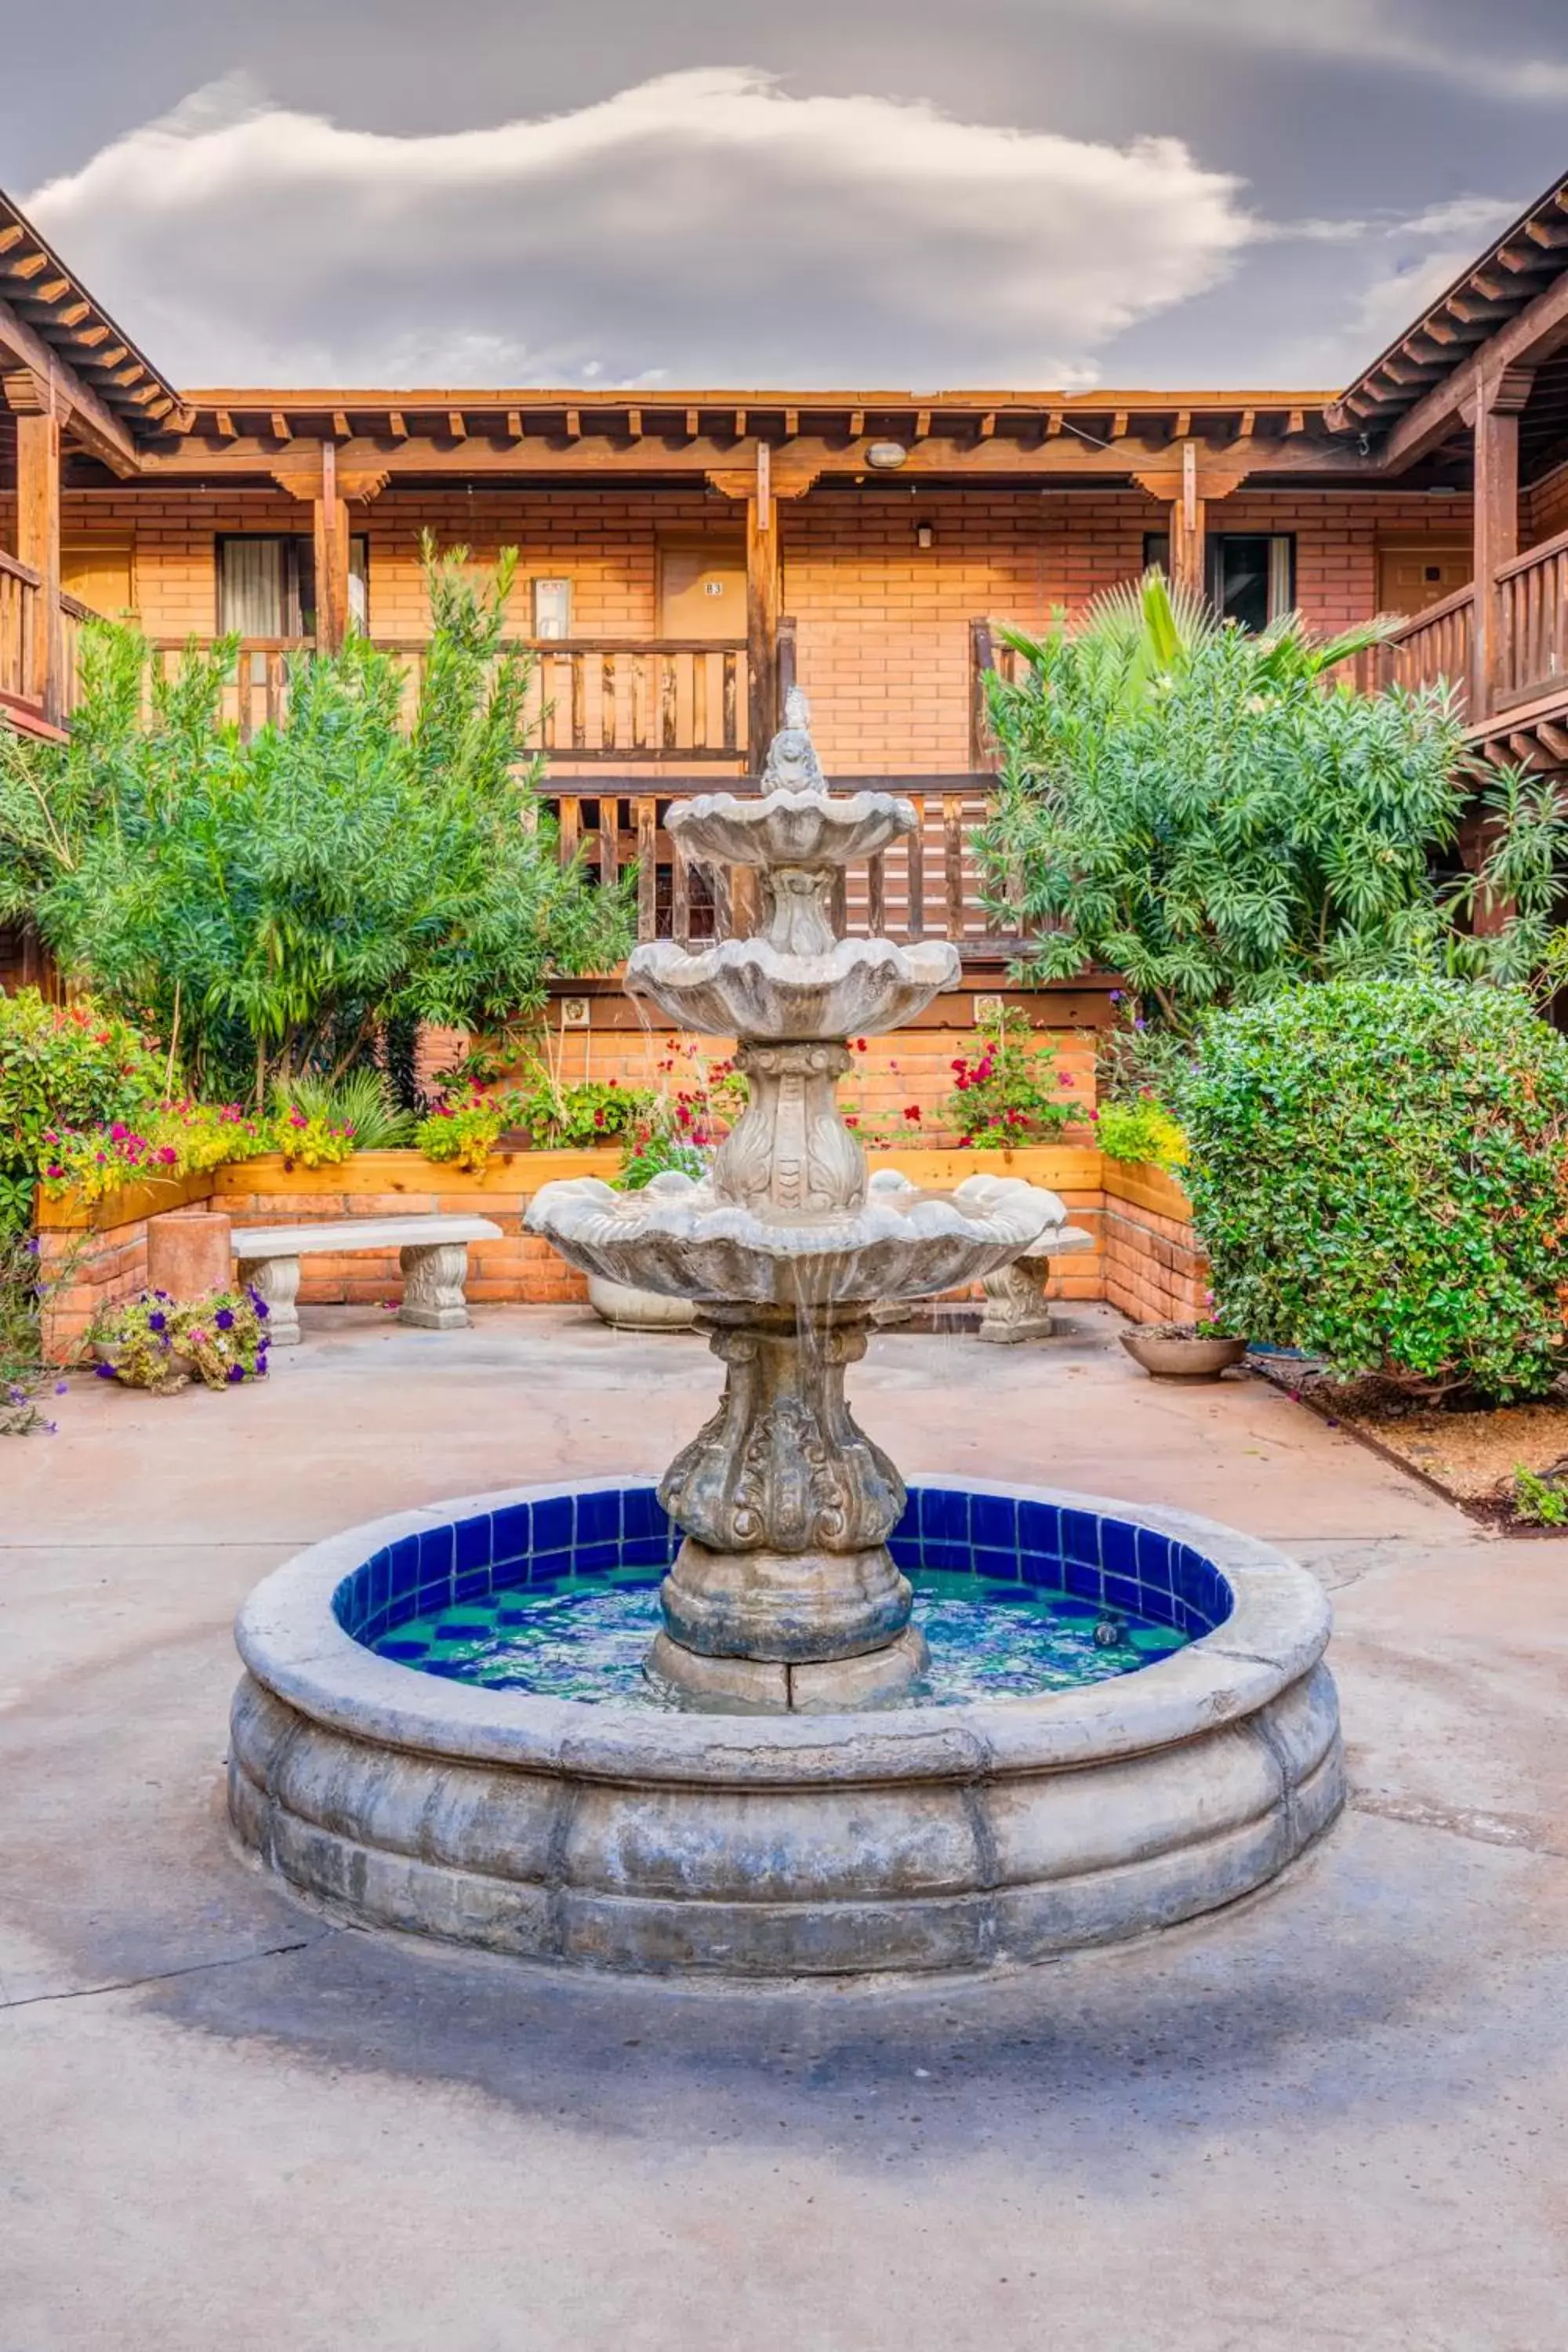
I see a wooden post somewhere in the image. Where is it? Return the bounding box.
[746,452,781,765]
[7,372,63,722]
[1471,369,1531,724]
[312,440,350,653]
[1168,441,1205,599]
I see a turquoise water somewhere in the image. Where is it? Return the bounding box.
[373,1570,1189,1708]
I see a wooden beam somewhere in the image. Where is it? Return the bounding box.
[215,408,236,440]
[1536,720,1568,763]
[684,408,699,440]
[913,408,931,442]
[0,292,139,473]
[1526,218,1568,252]
[6,251,49,281]
[564,408,580,441]
[0,227,21,256]
[783,407,799,441]
[270,412,290,443]
[313,441,350,654]
[976,412,996,441]
[1381,266,1568,469]
[136,425,1383,485]
[627,407,642,439]
[389,410,408,441]
[15,403,62,720]
[1046,410,1064,437]
[36,277,71,304]
[447,410,466,440]
[848,409,864,439]
[1287,407,1305,435]
[505,409,523,441]
[1109,411,1128,441]
[331,410,351,441]
[746,468,781,761]
[1472,379,1526,723]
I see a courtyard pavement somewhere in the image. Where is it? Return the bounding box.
[3,1301,1566,2351]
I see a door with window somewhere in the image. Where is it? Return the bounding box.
[1143,531,1295,630]
[60,533,136,620]
[216,535,368,641]
[1375,543,1471,619]
[659,541,746,641]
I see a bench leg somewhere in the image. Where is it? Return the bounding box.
[239,1255,302,1348]
[977,1256,1058,1345]
[398,1241,471,1331]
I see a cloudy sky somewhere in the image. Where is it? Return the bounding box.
[5,0,1567,393]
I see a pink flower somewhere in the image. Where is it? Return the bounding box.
[157,1146,178,1164]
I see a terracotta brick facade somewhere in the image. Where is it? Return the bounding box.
[0,481,1479,782]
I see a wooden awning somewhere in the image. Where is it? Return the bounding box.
[1330,171,1568,452]
[0,186,187,470]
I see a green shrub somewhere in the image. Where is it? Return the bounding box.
[271,1069,414,1151]
[1177,977,1568,1400]
[416,1091,506,1172]
[0,989,165,1231]
[1094,1098,1187,1171]
[942,1007,1073,1148]
[510,1073,653,1149]
[1512,1465,1568,1527]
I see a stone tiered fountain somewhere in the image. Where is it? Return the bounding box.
[524,693,1068,1710]
[227,693,1343,1977]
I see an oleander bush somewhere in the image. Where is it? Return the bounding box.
[1177,976,1568,1400]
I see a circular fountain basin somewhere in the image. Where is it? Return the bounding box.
[666,786,917,868]
[230,1478,1342,1978]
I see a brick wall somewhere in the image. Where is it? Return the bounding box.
[37,1141,1197,1360]
[1101,1163,1208,1325]
[3,482,1478,781]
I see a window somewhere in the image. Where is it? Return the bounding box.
[1142,532,1295,630]
[532,578,573,639]
[216,535,368,639]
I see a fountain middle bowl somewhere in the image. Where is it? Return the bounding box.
[524,1167,1066,1308]
[626,933,962,1040]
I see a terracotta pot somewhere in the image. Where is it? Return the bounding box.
[586,1274,696,1332]
[1120,1327,1248,1381]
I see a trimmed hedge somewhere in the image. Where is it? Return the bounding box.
[1178,977,1568,1399]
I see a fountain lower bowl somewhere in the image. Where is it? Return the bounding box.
[229,1478,1343,1978]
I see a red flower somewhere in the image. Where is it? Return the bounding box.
[903,1105,921,1123]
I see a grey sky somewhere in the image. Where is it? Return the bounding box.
[4,0,1566,391]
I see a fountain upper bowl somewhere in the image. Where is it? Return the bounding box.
[666,786,917,870]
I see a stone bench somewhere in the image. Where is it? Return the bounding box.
[230,1216,503,1346]
[977,1224,1096,1344]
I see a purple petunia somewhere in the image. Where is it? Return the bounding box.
[94,1363,117,1380]
[54,1381,67,1395]
[147,1312,167,1334]
[226,1363,245,1383]
[215,1308,234,1331]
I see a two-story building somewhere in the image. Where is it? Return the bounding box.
[4,165,1568,1004]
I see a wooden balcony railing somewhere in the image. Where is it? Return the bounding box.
[1368,586,1475,708]
[549,783,1010,952]
[1494,527,1568,713]
[0,550,43,715]
[151,636,751,761]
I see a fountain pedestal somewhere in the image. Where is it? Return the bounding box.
[650,1303,927,1708]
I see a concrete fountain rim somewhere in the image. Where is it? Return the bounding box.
[234,1476,1331,1789]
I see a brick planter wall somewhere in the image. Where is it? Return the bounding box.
[1101,1161,1207,1325]
[34,1144,1197,1360]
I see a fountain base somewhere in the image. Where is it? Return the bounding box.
[646,1622,930,1712]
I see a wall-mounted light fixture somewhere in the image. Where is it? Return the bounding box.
[865,441,908,470]
[916,523,935,550]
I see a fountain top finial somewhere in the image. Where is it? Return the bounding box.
[759,688,827,795]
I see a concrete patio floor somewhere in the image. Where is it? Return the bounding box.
[3,1300,1566,2351]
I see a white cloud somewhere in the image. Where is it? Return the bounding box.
[1050,0,1568,104]
[1347,193,1524,350]
[25,68,1260,388]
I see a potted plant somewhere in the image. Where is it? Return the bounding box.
[1120,1318,1247,1381]
[93,1284,271,1395]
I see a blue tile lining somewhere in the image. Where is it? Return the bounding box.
[333,1483,1236,1650]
